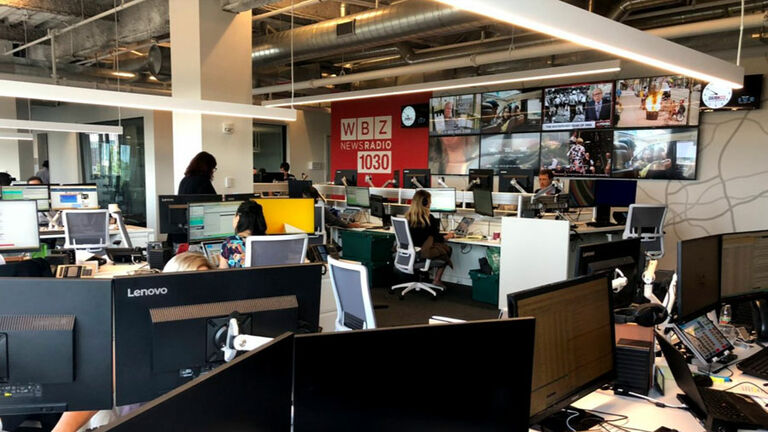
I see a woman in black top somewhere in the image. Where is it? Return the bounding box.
[405,189,454,287]
[178,151,217,195]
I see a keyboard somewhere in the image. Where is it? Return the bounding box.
[737,346,768,380]
[701,388,749,421]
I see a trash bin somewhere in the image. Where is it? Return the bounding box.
[469,269,499,305]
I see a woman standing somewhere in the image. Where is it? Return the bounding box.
[178,151,217,195]
[404,190,454,287]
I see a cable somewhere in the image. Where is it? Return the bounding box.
[737,0,745,66]
[721,381,768,397]
[627,391,688,409]
[564,409,580,432]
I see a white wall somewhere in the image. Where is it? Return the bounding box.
[287,109,331,182]
[46,132,81,184]
[0,97,21,180]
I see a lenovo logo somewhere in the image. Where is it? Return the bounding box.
[128,287,168,297]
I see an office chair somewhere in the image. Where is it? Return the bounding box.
[327,257,376,331]
[390,217,446,299]
[244,233,308,267]
[623,204,668,259]
[308,203,326,246]
[62,209,110,250]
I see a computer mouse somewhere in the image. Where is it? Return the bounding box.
[693,374,713,387]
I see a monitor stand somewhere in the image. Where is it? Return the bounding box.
[587,205,614,227]
[536,407,603,432]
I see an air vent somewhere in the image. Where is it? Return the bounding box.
[336,20,356,37]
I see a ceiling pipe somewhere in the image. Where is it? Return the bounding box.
[252,0,328,22]
[608,0,683,21]
[253,13,764,96]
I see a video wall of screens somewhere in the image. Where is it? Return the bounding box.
[480,90,542,133]
[426,75,701,180]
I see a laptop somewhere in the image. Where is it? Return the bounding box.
[202,241,223,267]
[656,332,768,430]
[453,217,474,238]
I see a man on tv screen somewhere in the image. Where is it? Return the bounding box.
[585,87,611,121]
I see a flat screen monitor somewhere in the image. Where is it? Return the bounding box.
[293,319,535,431]
[245,234,308,268]
[595,180,637,207]
[701,74,763,111]
[288,180,312,199]
[543,82,614,130]
[113,264,323,405]
[334,170,357,186]
[480,89,543,133]
[575,238,644,307]
[63,210,110,250]
[677,235,721,322]
[369,194,385,219]
[540,130,613,178]
[479,133,541,172]
[468,168,494,191]
[507,274,615,426]
[612,128,698,180]
[616,75,697,127]
[158,195,222,235]
[721,230,768,299]
[49,185,99,211]
[499,168,534,193]
[0,278,112,415]
[345,186,370,208]
[187,201,239,242]
[0,185,50,212]
[429,94,481,136]
[423,188,456,213]
[568,179,596,208]
[101,334,293,432]
[0,200,40,253]
[402,169,431,189]
[472,188,493,217]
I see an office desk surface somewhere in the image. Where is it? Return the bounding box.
[93,262,150,278]
[447,237,501,248]
[572,222,626,235]
[39,224,154,239]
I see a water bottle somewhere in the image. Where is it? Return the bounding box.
[720,304,732,325]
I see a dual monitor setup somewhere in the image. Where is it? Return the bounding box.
[0,184,99,213]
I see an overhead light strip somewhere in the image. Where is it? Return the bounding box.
[0,80,297,122]
[432,0,743,88]
[0,119,124,135]
[263,60,622,107]
[0,132,34,141]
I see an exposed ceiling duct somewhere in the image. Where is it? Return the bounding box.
[222,0,285,13]
[251,0,486,65]
[608,0,683,21]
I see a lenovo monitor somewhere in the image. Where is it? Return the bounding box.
[574,238,644,307]
[0,185,50,212]
[402,169,431,189]
[499,168,534,193]
[677,235,721,322]
[468,168,494,191]
[49,185,99,211]
[0,200,40,253]
[157,195,222,236]
[187,201,240,243]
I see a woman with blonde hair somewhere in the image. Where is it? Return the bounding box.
[163,252,213,272]
[404,189,454,287]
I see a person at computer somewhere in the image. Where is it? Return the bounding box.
[535,169,561,195]
[27,176,43,185]
[219,201,268,269]
[279,162,296,181]
[303,186,361,229]
[178,151,217,195]
[405,189,454,288]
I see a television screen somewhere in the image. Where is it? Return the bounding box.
[480,89,542,133]
[543,82,614,130]
[429,94,481,136]
[615,76,696,127]
[540,130,613,178]
[612,128,698,180]
[700,74,763,112]
[479,133,540,172]
[428,135,480,174]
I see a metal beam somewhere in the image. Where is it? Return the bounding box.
[221,0,284,13]
[0,0,103,18]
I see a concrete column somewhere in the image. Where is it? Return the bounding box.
[0,97,22,180]
[169,0,253,194]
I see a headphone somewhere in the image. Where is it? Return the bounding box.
[614,303,668,327]
[422,196,429,207]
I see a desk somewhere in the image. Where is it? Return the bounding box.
[39,225,156,248]
[93,263,150,278]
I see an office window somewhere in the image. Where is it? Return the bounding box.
[253,123,286,173]
[78,117,146,226]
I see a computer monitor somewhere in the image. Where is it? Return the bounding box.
[0,278,112,415]
[507,274,615,427]
[402,169,430,189]
[0,200,40,253]
[423,188,456,213]
[677,235,721,322]
[334,169,357,186]
[568,179,596,208]
[1,185,50,212]
[472,188,494,216]
[345,186,370,208]
[113,264,323,405]
[293,319,535,431]
[369,194,390,227]
[187,201,239,243]
[62,209,110,249]
[245,234,308,267]
[574,238,644,307]
[499,168,534,193]
[158,195,222,235]
[721,230,768,299]
[592,180,637,225]
[288,180,312,199]
[101,334,293,432]
[50,185,99,211]
[468,168,494,191]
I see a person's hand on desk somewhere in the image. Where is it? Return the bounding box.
[443,232,456,240]
[347,222,362,228]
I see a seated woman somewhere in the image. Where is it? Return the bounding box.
[404,189,454,287]
[219,201,267,269]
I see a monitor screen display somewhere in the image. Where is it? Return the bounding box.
[540,130,613,178]
[423,188,456,213]
[594,180,637,207]
[0,185,50,212]
[188,202,239,242]
[543,82,614,130]
[429,94,481,136]
[345,186,370,208]
[50,185,99,211]
[677,235,721,321]
[612,128,698,180]
[0,200,40,252]
[615,76,696,127]
[568,179,596,208]
[480,89,542,133]
[428,135,479,175]
[721,231,768,299]
[479,133,540,172]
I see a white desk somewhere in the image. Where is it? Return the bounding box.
[93,263,150,278]
[39,225,156,248]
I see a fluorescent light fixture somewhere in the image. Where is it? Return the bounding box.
[263,60,621,107]
[0,80,297,122]
[0,132,34,141]
[0,119,124,135]
[432,0,743,88]
[112,71,136,78]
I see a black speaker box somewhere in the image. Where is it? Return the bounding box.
[614,338,654,396]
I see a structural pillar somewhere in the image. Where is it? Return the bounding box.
[169,0,253,193]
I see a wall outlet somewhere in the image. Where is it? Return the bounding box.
[222,123,234,135]
[224,177,234,188]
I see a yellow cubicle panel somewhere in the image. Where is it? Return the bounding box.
[253,198,315,234]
